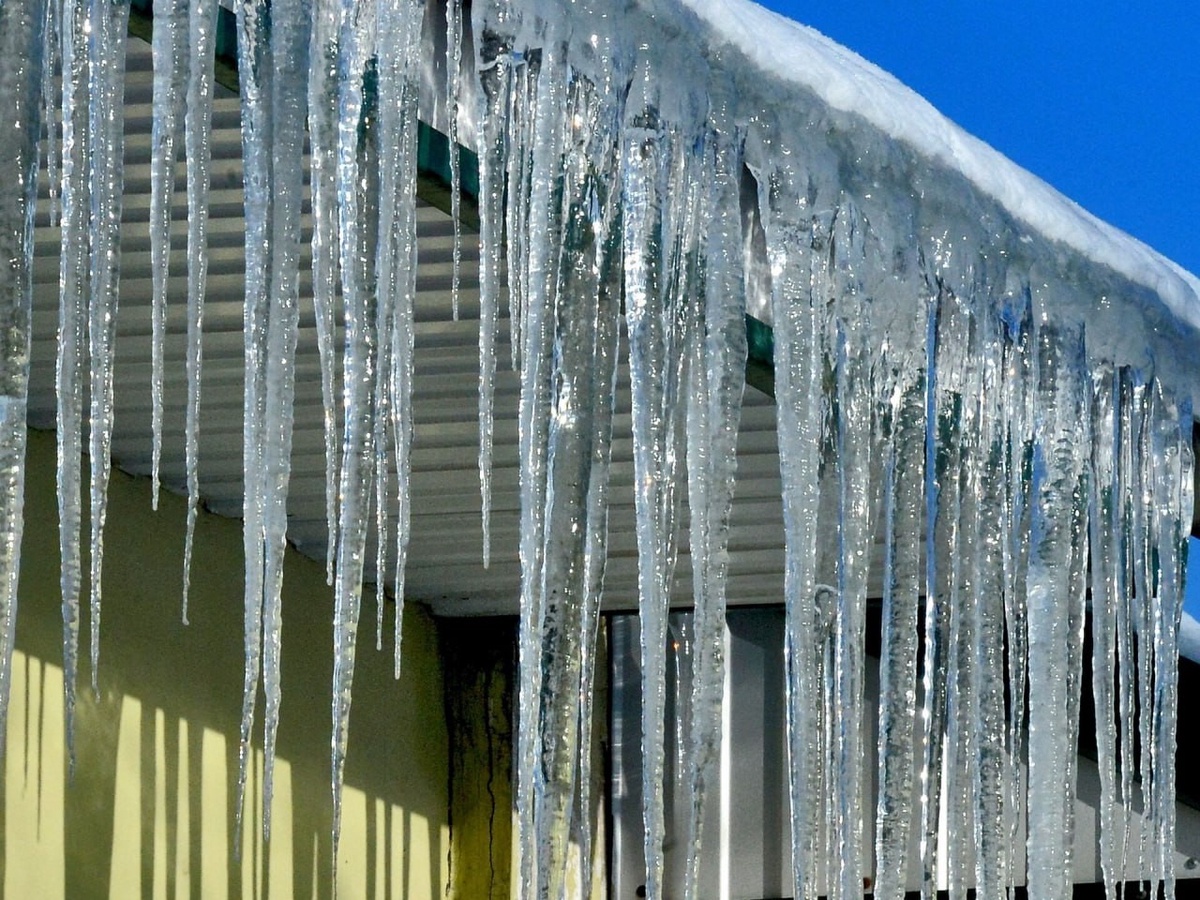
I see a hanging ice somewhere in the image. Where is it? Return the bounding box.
[55,0,89,763]
[5,0,1200,898]
[0,0,48,758]
[149,0,188,509]
[85,0,130,691]
[181,0,221,616]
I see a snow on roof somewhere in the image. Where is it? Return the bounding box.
[667,0,1200,336]
[1181,612,1200,664]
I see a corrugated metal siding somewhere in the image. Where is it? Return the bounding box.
[28,35,821,617]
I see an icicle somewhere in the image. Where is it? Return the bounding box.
[1000,281,1033,886]
[757,152,824,900]
[86,0,130,692]
[330,0,380,867]
[182,0,220,617]
[530,69,624,898]
[257,0,312,840]
[375,0,422,676]
[970,309,1010,900]
[1148,385,1191,900]
[944,306,981,900]
[1025,319,1090,900]
[873,374,925,900]
[623,61,695,898]
[916,281,969,899]
[55,0,89,769]
[831,319,874,900]
[574,209,623,898]
[1089,363,1121,900]
[471,0,513,570]
[149,0,188,510]
[309,0,343,588]
[512,39,566,896]
[445,0,463,320]
[1114,369,1143,885]
[0,0,49,755]
[235,0,274,846]
[682,110,747,900]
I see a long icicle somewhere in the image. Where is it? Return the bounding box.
[330,0,378,871]
[472,10,510,571]
[308,0,343,587]
[683,109,746,900]
[375,0,422,676]
[0,0,49,755]
[1025,319,1090,900]
[235,0,274,845]
[85,0,130,692]
[574,202,623,897]
[55,0,89,769]
[260,0,312,839]
[623,61,681,899]
[149,0,188,510]
[181,0,219,618]
[393,76,418,675]
[513,39,566,895]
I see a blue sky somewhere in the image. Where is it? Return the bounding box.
[752,0,1200,619]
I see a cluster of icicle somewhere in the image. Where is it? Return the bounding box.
[475,3,1195,900]
[0,0,1196,897]
[0,0,431,861]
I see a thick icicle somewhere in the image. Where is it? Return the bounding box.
[259,0,312,838]
[1088,364,1121,900]
[944,305,981,900]
[0,0,48,753]
[149,0,188,509]
[873,375,925,900]
[1148,385,1191,900]
[86,0,130,691]
[512,40,566,895]
[330,0,379,866]
[181,0,220,616]
[970,310,1011,900]
[758,153,824,900]
[55,0,89,767]
[917,283,969,899]
[1025,319,1090,900]
[1000,283,1033,886]
[574,211,623,898]
[831,320,875,900]
[308,0,343,587]
[530,69,624,898]
[445,0,463,320]
[235,0,274,845]
[623,62,695,898]
[682,109,747,900]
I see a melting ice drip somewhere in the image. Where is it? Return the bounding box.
[0,0,1197,898]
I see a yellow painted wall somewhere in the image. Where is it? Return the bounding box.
[2,428,449,899]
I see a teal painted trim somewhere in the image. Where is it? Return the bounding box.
[746,314,773,370]
[418,122,481,201]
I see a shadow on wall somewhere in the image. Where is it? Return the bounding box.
[1,428,450,899]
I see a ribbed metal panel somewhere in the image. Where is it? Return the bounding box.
[27,35,818,618]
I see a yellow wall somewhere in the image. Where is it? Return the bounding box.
[2,428,449,899]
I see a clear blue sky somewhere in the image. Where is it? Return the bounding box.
[754,0,1200,275]
[752,0,1200,618]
